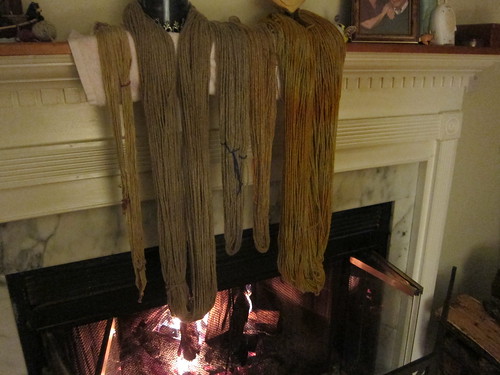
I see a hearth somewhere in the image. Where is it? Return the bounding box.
[7,203,423,375]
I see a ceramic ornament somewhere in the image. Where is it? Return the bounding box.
[430,0,456,45]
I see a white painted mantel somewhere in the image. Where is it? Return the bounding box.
[1,46,499,367]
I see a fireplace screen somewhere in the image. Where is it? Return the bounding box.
[6,203,423,375]
[37,253,421,375]
[79,280,333,375]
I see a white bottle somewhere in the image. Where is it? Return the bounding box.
[430,0,456,45]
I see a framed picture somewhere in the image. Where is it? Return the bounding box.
[352,0,420,43]
[0,0,23,15]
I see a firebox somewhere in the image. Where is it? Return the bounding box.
[6,203,422,375]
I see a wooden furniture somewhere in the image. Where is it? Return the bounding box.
[440,294,500,375]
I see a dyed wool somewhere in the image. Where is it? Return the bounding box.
[244,22,278,253]
[95,24,146,301]
[175,6,219,320]
[266,10,346,294]
[123,1,278,320]
[212,18,279,255]
[211,19,250,256]
[124,2,216,322]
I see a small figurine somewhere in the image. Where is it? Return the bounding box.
[419,33,434,45]
[25,2,44,22]
[17,2,56,42]
[140,0,190,32]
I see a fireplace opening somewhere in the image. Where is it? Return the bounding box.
[6,203,422,375]
[45,277,336,375]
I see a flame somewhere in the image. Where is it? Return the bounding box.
[171,317,182,330]
[196,313,209,345]
[243,284,256,335]
[155,308,182,339]
[244,284,253,312]
[101,319,117,375]
[175,354,199,375]
[175,312,210,374]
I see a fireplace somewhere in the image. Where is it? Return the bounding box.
[6,203,424,375]
[2,44,499,375]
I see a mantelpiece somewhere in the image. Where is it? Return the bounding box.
[2,40,500,55]
[1,41,500,370]
[2,42,499,222]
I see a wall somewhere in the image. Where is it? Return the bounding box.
[433,0,500,309]
[448,0,500,25]
[23,0,348,41]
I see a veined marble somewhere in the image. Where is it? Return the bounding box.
[0,276,25,375]
[1,164,417,273]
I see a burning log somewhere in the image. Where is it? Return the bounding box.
[206,288,249,345]
[204,287,251,366]
[203,286,282,370]
[178,321,200,361]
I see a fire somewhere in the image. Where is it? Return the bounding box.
[244,284,253,312]
[171,317,182,330]
[154,308,182,339]
[100,319,118,375]
[104,287,265,374]
[159,310,209,374]
[196,313,209,345]
[175,354,200,375]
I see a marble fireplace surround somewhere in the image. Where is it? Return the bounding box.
[1,45,500,374]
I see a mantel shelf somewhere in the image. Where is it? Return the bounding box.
[1,40,500,57]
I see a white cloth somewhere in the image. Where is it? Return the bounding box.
[68,30,140,106]
[68,29,219,106]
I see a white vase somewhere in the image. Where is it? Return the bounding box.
[430,1,456,45]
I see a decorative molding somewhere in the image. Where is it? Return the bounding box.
[343,74,468,91]
[342,52,500,93]
[344,52,499,76]
[336,114,441,148]
[2,51,499,92]
[0,112,452,195]
[0,55,79,85]
[1,140,121,190]
[439,111,463,140]
[0,87,87,107]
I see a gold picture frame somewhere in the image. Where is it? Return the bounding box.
[0,0,23,15]
[352,0,420,43]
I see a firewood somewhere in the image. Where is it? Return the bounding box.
[178,321,200,361]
